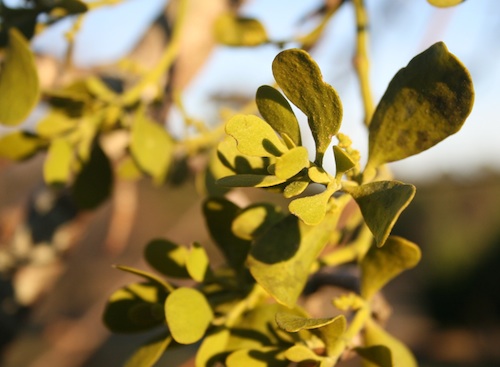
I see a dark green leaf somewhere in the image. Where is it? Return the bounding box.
[232,203,285,241]
[333,146,356,175]
[272,49,343,165]
[143,239,190,279]
[367,42,474,168]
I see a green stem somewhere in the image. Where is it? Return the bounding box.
[352,0,375,126]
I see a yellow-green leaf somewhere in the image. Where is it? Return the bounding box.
[214,12,268,47]
[226,347,288,367]
[367,42,474,168]
[289,183,337,225]
[117,156,143,180]
[272,49,342,165]
[319,315,347,356]
[355,345,392,367]
[256,85,301,146]
[0,131,43,160]
[217,174,286,188]
[36,110,77,138]
[226,114,288,157]
[114,264,173,293]
[276,312,342,332]
[275,146,310,180]
[283,180,309,199]
[144,239,190,279]
[186,242,211,282]
[285,345,322,363]
[349,181,415,247]
[308,166,332,184]
[333,146,356,175]
[360,236,421,300]
[363,318,417,367]
[427,0,465,7]
[0,29,39,126]
[195,327,230,367]
[130,114,173,184]
[124,333,171,367]
[232,203,285,241]
[43,138,74,185]
[165,287,213,344]
[216,136,271,176]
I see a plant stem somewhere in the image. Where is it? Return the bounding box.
[352,0,375,126]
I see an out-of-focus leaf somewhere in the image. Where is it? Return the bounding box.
[165,287,213,344]
[226,347,288,367]
[232,203,285,241]
[103,282,167,333]
[214,12,268,47]
[289,183,336,225]
[85,76,117,102]
[363,318,417,367]
[256,85,301,146]
[360,236,421,300]
[248,206,341,307]
[0,131,43,160]
[275,312,342,332]
[320,315,347,355]
[117,156,143,180]
[124,333,171,367]
[36,110,77,138]
[130,114,173,184]
[203,198,251,270]
[272,49,342,165]
[114,265,173,293]
[195,327,230,367]
[144,239,190,279]
[275,146,309,180]
[43,138,74,185]
[367,42,474,168]
[72,142,113,210]
[218,174,285,188]
[355,345,392,367]
[349,181,415,247]
[226,114,288,157]
[0,29,39,126]
[186,242,211,282]
[285,345,322,363]
[427,0,465,7]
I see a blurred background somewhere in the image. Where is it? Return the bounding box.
[1,0,500,366]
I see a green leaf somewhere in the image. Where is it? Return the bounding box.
[256,85,301,146]
[284,345,322,363]
[248,207,342,308]
[0,131,43,160]
[130,114,173,184]
[165,287,213,344]
[72,142,113,210]
[124,333,171,367]
[355,345,392,367]
[427,0,465,7]
[349,181,415,247]
[333,146,356,175]
[272,49,343,165]
[275,312,342,332]
[186,242,211,282]
[36,110,77,138]
[43,138,74,185]
[308,166,332,184]
[216,136,271,176]
[226,347,288,367]
[283,180,309,199]
[144,239,190,279]
[367,42,474,168]
[114,264,173,293]
[275,146,310,180]
[214,12,268,47]
[363,318,417,367]
[203,198,251,270]
[289,183,337,225]
[226,114,288,157]
[360,236,421,300]
[232,203,285,241]
[103,282,167,333]
[195,327,231,367]
[319,316,347,356]
[217,174,286,188]
[0,29,39,126]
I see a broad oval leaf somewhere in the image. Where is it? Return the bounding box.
[130,114,173,184]
[275,146,310,180]
[283,180,309,199]
[363,318,417,367]
[124,333,171,367]
[226,114,288,157]
[427,0,465,7]
[367,42,474,168]
[256,85,301,146]
[232,203,285,241]
[214,12,268,47]
[165,287,213,344]
[360,236,421,300]
[0,29,39,126]
[36,110,76,138]
[144,239,190,279]
[186,242,211,283]
[0,131,43,160]
[43,138,74,185]
[272,49,343,165]
[275,312,342,332]
[289,183,337,225]
[349,180,416,247]
[103,282,167,333]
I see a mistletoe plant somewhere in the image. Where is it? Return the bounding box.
[102,43,473,367]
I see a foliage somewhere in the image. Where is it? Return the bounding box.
[0,0,475,366]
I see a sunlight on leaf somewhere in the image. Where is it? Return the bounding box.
[144,239,190,279]
[360,236,421,300]
[367,42,474,168]
[124,333,171,367]
[289,183,337,225]
[226,347,288,367]
[165,287,213,344]
[285,345,322,363]
[0,29,39,126]
[275,146,310,180]
[195,327,230,367]
[232,203,285,241]
[43,138,74,185]
[0,131,43,160]
[283,180,309,199]
[272,49,342,165]
[186,242,211,282]
[276,312,343,332]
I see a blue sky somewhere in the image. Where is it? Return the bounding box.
[32,0,500,181]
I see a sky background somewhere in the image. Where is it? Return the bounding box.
[31,0,500,182]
